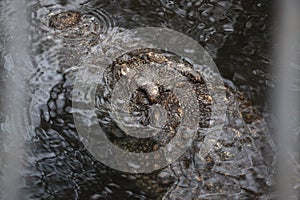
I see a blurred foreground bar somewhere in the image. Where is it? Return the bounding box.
[272,0,300,199]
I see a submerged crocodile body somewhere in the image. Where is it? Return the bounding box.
[100,49,275,199]
[27,11,275,199]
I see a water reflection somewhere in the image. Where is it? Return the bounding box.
[0,0,278,199]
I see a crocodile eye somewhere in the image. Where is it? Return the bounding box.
[49,11,81,30]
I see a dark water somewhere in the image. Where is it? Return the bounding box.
[0,0,279,199]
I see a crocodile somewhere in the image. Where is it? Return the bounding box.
[27,10,276,199]
[97,49,275,199]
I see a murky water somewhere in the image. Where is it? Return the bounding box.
[0,0,284,199]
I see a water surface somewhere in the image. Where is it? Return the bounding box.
[0,0,278,199]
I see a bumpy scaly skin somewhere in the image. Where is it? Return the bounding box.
[103,49,209,149]
[48,11,101,72]
[49,11,81,30]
